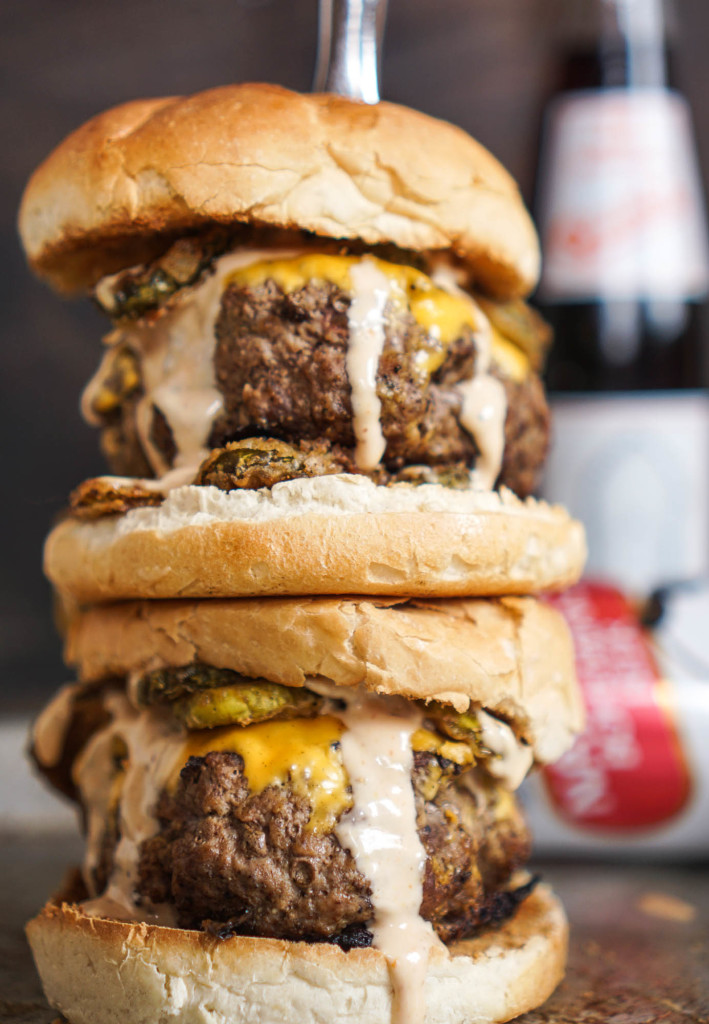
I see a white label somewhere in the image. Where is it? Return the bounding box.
[538,89,709,301]
[540,392,709,593]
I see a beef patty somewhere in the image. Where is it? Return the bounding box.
[138,748,531,946]
[93,279,549,497]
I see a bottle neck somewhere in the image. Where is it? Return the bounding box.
[559,0,675,89]
[601,0,668,87]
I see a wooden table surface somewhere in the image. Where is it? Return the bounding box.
[2,831,707,1024]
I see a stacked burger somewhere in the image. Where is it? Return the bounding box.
[21,84,586,1024]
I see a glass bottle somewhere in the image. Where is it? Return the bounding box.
[536,0,709,593]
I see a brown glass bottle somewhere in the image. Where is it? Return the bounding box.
[536,0,709,594]
[536,0,709,392]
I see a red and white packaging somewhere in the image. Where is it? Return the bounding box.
[522,579,709,857]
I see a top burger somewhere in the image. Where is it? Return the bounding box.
[20,83,586,601]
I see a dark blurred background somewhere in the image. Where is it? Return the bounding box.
[2,0,709,708]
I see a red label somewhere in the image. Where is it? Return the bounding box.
[543,583,691,831]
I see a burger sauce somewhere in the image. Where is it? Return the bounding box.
[346,258,390,469]
[334,690,445,1024]
[432,264,507,489]
[75,693,181,924]
[86,251,509,493]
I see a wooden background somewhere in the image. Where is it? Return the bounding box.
[2,0,709,700]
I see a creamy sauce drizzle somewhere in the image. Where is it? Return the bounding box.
[477,708,533,791]
[74,693,183,923]
[432,265,508,489]
[72,725,122,897]
[345,259,391,470]
[32,682,81,767]
[67,684,531,1023]
[331,687,445,1024]
[82,249,308,484]
[86,250,510,492]
[457,375,508,489]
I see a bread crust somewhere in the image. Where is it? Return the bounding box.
[65,595,583,764]
[19,83,540,298]
[26,885,567,1024]
[44,479,586,603]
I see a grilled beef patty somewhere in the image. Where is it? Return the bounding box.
[138,748,531,945]
[93,278,549,497]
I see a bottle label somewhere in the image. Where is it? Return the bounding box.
[541,392,709,594]
[538,88,709,301]
[541,582,693,832]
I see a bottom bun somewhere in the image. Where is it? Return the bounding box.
[26,885,567,1024]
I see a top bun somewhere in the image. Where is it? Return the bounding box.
[64,594,583,764]
[19,83,540,298]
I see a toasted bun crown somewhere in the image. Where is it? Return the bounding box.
[19,83,540,297]
[65,595,583,764]
[27,886,567,1024]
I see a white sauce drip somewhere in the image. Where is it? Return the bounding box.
[457,375,508,490]
[432,265,508,490]
[80,331,120,429]
[332,688,445,1024]
[477,709,534,791]
[86,250,509,491]
[73,726,119,896]
[345,259,391,470]
[82,249,308,485]
[74,693,184,924]
[32,682,81,767]
[66,682,531,1021]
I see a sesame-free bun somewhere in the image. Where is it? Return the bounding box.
[65,594,583,764]
[44,477,587,603]
[19,83,540,298]
[26,884,567,1024]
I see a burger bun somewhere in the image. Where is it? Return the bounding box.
[27,884,567,1024]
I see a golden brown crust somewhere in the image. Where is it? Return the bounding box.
[65,595,583,763]
[43,481,587,603]
[19,83,540,298]
[26,885,567,1024]
[69,477,163,519]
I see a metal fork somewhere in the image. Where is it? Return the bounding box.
[313,0,389,103]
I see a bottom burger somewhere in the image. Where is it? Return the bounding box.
[28,596,584,1024]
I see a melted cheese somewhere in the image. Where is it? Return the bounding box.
[87,249,529,489]
[226,253,503,474]
[178,716,350,833]
[226,253,486,354]
[410,727,474,767]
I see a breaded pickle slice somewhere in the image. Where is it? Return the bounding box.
[475,295,552,371]
[136,664,323,729]
[137,663,249,704]
[422,702,482,744]
[173,682,322,730]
